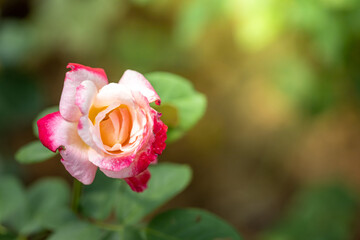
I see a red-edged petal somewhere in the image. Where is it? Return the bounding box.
[124,169,151,192]
[38,112,67,152]
[99,148,155,179]
[37,111,97,184]
[151,112,168,156]
[99,110,167,182]
[88,148,134,172]
[60,63,108,122]
[119,70,161,105]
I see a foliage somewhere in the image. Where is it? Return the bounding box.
[5,69,242,239]
[261,183,358,240]
[81,163,192,224]
[3,0,360,238]
[15,141,56,163]
[0,163,241,239]
[147,208,241,240]
[0,176,75,236]
[146,72,207,142]
[15,106,59,164]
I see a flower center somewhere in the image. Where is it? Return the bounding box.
[99,105,133,151]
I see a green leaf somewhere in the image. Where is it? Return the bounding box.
[145,72,207,142]
[15,141,57,164]
[82,163,191,223]
[261,183,358,240]
[33,106,59,137]
[0,177,29,233]
[116,163,192,225]
[48,221,104,240]
[0,176,26,223]
[104,226,145,240]
[146,208,242,240]
[81,171,120,221]
[21,178,75,234]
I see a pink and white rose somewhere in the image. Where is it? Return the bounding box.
[38,63,167,192]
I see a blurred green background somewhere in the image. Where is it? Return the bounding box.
[1,0,360,239]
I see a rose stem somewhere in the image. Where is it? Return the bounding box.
[71,179,83,214]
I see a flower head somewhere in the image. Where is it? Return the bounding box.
[38,63,167,192]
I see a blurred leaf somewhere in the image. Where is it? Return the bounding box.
[31,0,123,58]
[0,176,26,223]
[0,231,19,240]
[0,177,76,235]
[174,0,226,48]
[81,171,120,221]
[0,69,43,131]
[262,183,358,240]
[104,226,145,240]
[129,0,150,7]
[145,72,207,142]
[155,104,179,128]
[48,221,103,240]
[81,163,191,224]
[0,177,29,233]
[32,106,59,137]
[146,208,242,240]
[319,0,356,10]
[0,21,36,66]
[15,141,57,164]
[116,163,192,224]
[271,55,334,115]
[83,163,192,224]
[21,178,75,234]
[288,0,346,65]
[312,19,345,65]
[232,0,286,51]
[113,21,182,72]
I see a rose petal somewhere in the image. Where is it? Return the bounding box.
[118,107,131,145]
[37,112,97,184]
[88,148,134,172]
[60,144,97,185]
[100,113,117,148]
[38,111,66,152]
[78,116,104,153]
[98,145,155,178]
[124,169,151,192]
[75,80,98,115]
[99,117,164,179]
[89,100,148,155]
[95,83,134,107]
[60,63,108,122]
[99,148,155,179]
[151,111,168,156]
[78,102,120,155]
[119,70,161,105]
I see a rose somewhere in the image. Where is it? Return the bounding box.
[38,63,167,192]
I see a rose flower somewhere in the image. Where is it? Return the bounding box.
[38,63,167,192]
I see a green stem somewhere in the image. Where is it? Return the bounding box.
[71,179,83,214]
